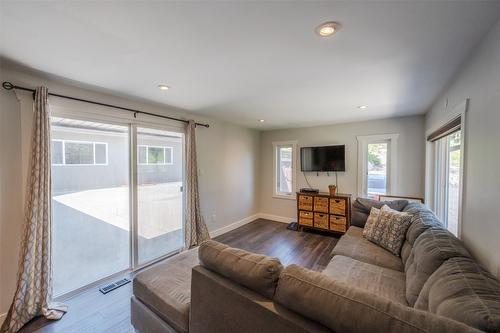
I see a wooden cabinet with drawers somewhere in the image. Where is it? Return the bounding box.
[298,210,313,226]
[298,195,313,210]
[297,192,351,235]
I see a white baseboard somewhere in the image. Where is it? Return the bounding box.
[208,213,295,238]
[257,213,295,224]
[209,214,260,238]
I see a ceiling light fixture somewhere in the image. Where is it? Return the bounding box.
[357,105,368,110]
[258,119,265,123]
[316,22,341,37]
[158,84,170,91]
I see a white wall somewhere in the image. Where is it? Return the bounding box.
[425,18,500,278]
[259,116,425,219]
[0,67,260,319]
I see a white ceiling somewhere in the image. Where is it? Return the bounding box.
[1,1,500,129]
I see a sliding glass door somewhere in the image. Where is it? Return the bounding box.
[51,118,131,296]
[137,127,184,265]
[435,131,462,236]
[51,116,184,297]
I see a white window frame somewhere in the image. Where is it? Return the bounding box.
[52,139,108,166]
[272,141,297,200]
[357,134,399,198]
[138,145,174,165]
[425,99,468,238]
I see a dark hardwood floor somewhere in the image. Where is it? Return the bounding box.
[20,219,339,333]
[215,219,339,271]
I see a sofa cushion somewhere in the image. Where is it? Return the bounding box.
[362,207,380,237]
[415,257,500,333]
[351,197,408,227]
[364,205,412,256]
[322,255,407,305]
[133,248,199,333]
[332,226,404,271]
[400,240,413,264]
[405,227,472,306]
[400,202,443,267]
[403,202,443,246]
[198,240,283,299]
[274,265,481,333]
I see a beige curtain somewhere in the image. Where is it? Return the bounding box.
[1,87,66,333]
[184,120,210,249]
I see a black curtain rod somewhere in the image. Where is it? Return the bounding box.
[2,81,209,128]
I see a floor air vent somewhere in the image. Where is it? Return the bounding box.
[99,278,131,294]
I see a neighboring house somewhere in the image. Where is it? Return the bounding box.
[51,124,183,195]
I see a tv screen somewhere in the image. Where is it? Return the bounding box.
[300,145,345,172]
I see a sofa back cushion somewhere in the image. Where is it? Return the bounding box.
[198,240,283,299]
[401,202,444,266]
[414,257,500,333]
[400,241,413,266]
[405,227,472,306]
[403,203,443,245]
[274,265,480,333]
[351,197,408,228]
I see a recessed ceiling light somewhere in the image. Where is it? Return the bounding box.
[316,22,341,37]
[358,105,368,110]
[258,119,265,123]
[158,84,170,91]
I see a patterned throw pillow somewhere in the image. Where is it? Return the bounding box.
[364,205,412,256]
[362,207,381,238]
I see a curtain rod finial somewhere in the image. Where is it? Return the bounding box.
[2,81,14,90]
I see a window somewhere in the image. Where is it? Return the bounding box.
[273,141,297,199]
[367,142,388,196]
[138,145,173,165]
[51,139,108,165]
[426,110,465,237]
[357,134,399,198]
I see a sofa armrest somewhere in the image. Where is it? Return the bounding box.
[190,265,332,333]
[275,265,482,333]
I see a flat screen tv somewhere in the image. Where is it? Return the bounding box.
[300,145,345,172]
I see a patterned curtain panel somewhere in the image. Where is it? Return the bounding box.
[184,120,210,249]
[1,87,67,333]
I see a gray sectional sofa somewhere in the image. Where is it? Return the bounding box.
[131,202,500,333]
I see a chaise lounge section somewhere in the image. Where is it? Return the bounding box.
[132,248,199,333]
[131,201,500,333]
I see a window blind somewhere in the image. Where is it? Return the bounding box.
[427,116,461,142]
